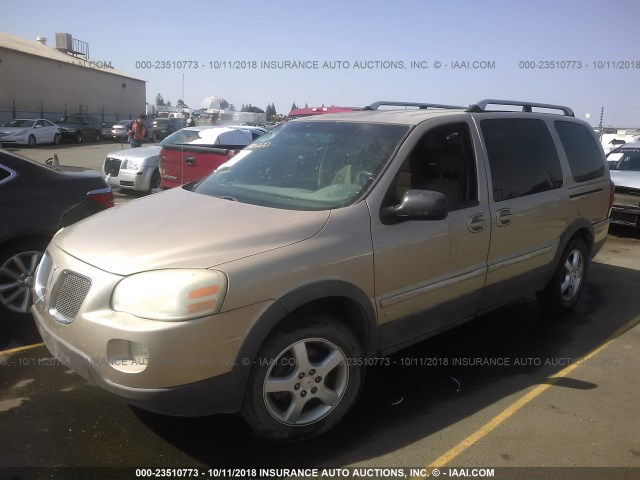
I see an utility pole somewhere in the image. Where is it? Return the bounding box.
[599,106,603,128]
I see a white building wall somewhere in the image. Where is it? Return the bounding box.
[0,47,146,123]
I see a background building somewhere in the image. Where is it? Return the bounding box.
[0,32,146,124]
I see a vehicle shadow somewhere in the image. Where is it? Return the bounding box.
[0,315,42,352]
[132,261,640,468]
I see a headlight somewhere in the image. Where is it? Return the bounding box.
[124,159,142,170]
[12,130,27,136]
[112,269,227,321]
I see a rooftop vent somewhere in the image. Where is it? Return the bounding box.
[36,36,47,45]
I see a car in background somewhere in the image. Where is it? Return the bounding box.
[100,121,116,140]
[111,120,134,142]
[226,125,267,140]
[147,117,185,142]
[159,126,253,189]
[0,149,113,322]
[0,119,61,147]
[104,144,162,193]
[607,141,640,227]
[56,114,101,143]
[103,124,225,194]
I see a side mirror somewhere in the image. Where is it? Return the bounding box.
[34,124,41,128]
[382,190,449,223]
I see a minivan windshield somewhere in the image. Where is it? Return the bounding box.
[191,121,410,210]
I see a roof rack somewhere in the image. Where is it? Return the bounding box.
[466,99,574,117]
[362,101,464,111]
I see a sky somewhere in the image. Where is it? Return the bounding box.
[3,0,640,126]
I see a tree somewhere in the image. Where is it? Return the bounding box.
[176,99,188,108]
[241,104,265,114]
[291,102,298,111]
[266,103,277,121]
[229,104,236,111]
[166,100,172,107]
[155,94,165,106]
[305,103,308,108]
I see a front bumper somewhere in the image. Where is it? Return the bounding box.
[106,166,154,192]
[610,205,640,227]
[32,243,272,415]
[0,135,28,144]
[34,307,245,415]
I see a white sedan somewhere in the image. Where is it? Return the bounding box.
[0,119,61,147]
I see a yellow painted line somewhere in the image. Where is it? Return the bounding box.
[425,314,640,470]
[0,342,45,357]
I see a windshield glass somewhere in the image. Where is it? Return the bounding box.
[4,120,35,128]
[191,121,409,210]
[609,148,640,171]
[160,127,251,146]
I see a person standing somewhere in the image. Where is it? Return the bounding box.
[128,114,147,148]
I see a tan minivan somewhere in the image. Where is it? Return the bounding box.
[32,100,612,440]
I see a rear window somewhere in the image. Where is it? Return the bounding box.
[554,121,604,182]
[481,118,563,202]
[609,148,640,171]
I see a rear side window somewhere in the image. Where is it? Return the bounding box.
[554,121,604,182]
[481,118,563,202]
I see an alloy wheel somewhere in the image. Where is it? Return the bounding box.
[0,251,43,313]
[263,337,348,426]
[560,249,584,301]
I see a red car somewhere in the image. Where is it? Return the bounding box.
[159,127,253,189]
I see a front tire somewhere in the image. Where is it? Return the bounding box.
[149,169,161,193]
[241,314,364,441]
[536,238,589,312]
[75,131,83,143]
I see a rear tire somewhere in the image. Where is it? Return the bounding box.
[536,238,589,312]
[28,135,36,147]
[240,313,364,441]
[0,238,48,323]
[53,133,60,145]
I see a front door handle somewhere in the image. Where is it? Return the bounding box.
[496,208,512,227]
[185,156,196,167]
[468,213,488,233]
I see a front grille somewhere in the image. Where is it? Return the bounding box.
[50,271,92,324]
[104,157,121,176]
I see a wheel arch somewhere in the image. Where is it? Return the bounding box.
[551,218,595,271]
[226,280,377,412]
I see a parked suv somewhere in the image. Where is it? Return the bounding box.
[147,117,185,142]
[56,115,101,143]
[33,100,611,441]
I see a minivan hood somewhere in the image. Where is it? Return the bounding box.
[611,170,640,190]
[53,187,330,276]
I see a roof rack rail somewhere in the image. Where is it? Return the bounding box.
[363,101,464,111]
[466,99,574,117]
